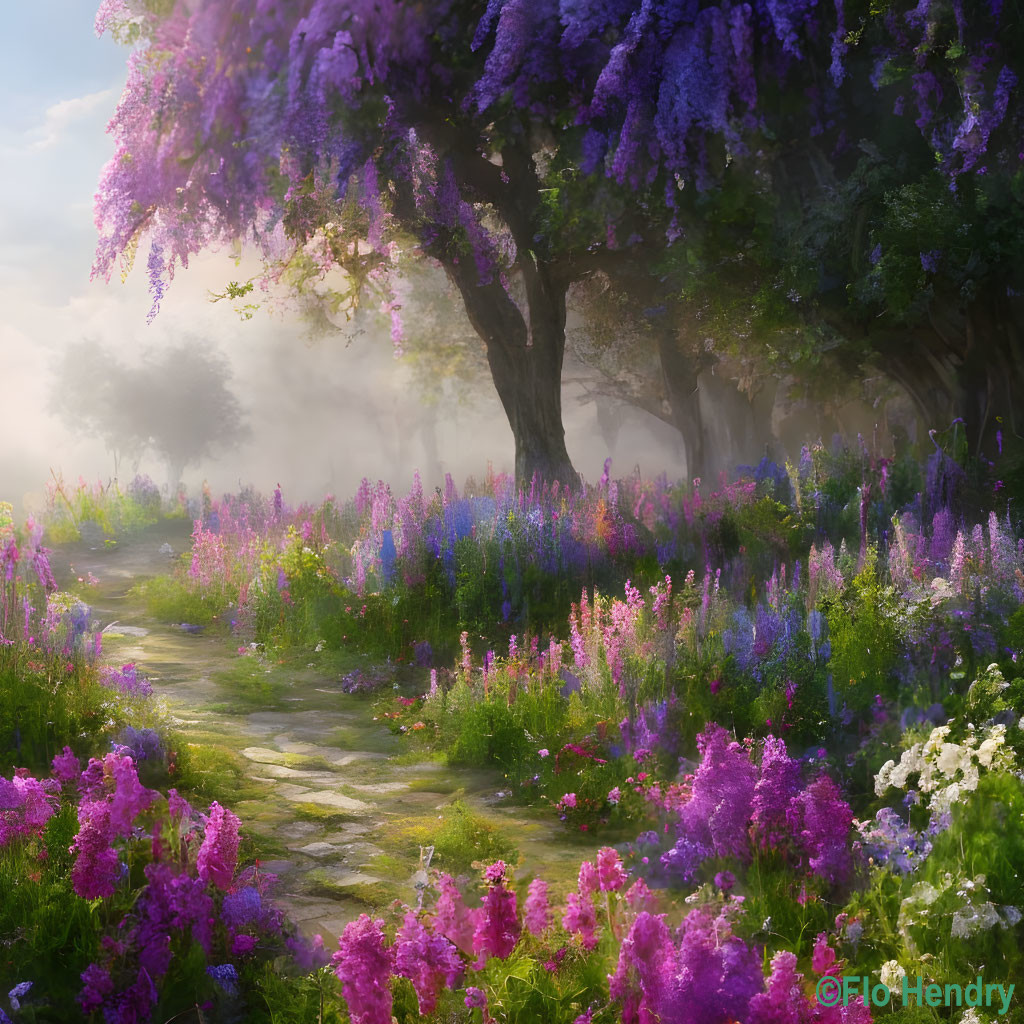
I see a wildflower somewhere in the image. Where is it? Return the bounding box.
[607,786,622,805]
[811,932,840,975]
[562,890,598,949]
[465,986,487,1009]
[196,802,241,890]
[483,860,508,884]
[70,801,120,899]
[394,912,464,1015]
[597,847,628,891]
[538,748,550,758]
[51,747,81,785]
[880,960,906,990]
[578,859,599,895]
[432,873,477,956]
[714,871,735,892]
[8,982,32,1011]
[332,916,395,1024]
[78,964,114,1014]
[472,878,520,965]
[524,878,550,935]
[206,964,239,997]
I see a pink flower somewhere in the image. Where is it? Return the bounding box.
[196,802,241,890]
[51,746,81,785]
[71,800,120,899]
[432,873,478,957]
[577,859,599,896]
[524,878,550,936]
[538,748,550,758]
[811,931,840,975]
[557,792,577,811]
[597,847,628,891]
[332,915,395,1024]
[562,891,598,949]
[394,911,464,1015]
[232,933,258,955]
[483,860,508,884]
[472,880,521,966]
[607,786,622,805]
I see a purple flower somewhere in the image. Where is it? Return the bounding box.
[524,878,550,936]
[465,986,487,1009]
[472,879,521,966]
[394,911,464,1015]
[196,801,241,890]
[332,916,395,1024]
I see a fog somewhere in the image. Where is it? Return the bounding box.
[0,2,903,522]
[1,245,693,519]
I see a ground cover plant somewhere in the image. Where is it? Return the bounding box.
[6,428,1021,1021]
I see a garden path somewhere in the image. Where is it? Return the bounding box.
[52,523,590,943]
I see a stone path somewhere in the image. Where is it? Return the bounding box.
[54,524,589,942]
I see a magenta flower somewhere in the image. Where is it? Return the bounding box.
[577,859,599,896]
[472,880,521,966]
[196,801,241,890]
[332,915,395,1024]
[51,746,81,785]
[432,873,478,957]
[524,878,550,936]
[394,911,464,1014]
[483,860,508,884]
[70,801,120,899]
[562,890,598,950]
[465,986,487,1009]
[597,847,628,892]
[607,786,622,805]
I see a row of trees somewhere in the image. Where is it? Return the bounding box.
[93,0,1024,483]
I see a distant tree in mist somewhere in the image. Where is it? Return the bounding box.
[50,339,248,488]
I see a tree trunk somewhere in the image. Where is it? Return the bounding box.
[870,288,1024,457]
[655,325,708,481]
[443,256,578,489]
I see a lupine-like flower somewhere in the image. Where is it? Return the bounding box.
[472,879,521,965]
[196,801,241,890]
[562,890,598,949]
[432,873,478,956]
[394,911,464,1014]
[524,878,551,936]
[332,916,395,1024]
[597,846,628,891]
[71,800,120,899]
[51,746,82,785]
[786,775,853,884]
[608,911,674,1024]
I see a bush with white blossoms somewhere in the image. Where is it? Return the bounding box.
[875,715,1013,816]
[897,872,1022,954]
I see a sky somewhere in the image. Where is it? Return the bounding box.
[0,1,684,518]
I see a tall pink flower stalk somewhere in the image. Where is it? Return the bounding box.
[196,801,241,890]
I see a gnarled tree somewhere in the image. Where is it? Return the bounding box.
[93,1,1022,484]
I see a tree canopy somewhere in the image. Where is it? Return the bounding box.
[94,0,1024,480]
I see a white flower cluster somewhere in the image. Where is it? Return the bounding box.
[875,721,1012,815]
[898,873,1021,954]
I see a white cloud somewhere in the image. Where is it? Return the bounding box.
[26,89,113,151]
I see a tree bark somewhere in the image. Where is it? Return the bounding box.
[655,324,709,481]
[442,255,578,489]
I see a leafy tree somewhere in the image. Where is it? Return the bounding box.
[51,338,248,487]
[93,0,1022,484]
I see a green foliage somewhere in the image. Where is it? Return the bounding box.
[0,666,114,777]
[429,800,520,875]
[825,563,901,712]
